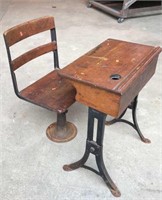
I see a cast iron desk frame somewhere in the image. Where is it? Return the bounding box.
[63,96,149,197]
[88,0,162,23]
[58,39,161,197]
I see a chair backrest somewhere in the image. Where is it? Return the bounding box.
[3,16,59,96]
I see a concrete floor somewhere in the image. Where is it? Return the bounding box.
[0,0,162,199]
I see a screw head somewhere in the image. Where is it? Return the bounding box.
[90,147,95,153]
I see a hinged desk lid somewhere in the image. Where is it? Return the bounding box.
[59,39,161,95]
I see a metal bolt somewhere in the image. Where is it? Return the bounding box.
[90,147,95,153]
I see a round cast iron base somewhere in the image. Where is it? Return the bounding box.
[46,122,77,143]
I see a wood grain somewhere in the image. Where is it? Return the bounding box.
[59,39,161,117]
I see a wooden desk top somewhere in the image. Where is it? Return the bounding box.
[58,39,161,117]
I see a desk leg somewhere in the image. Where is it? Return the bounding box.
[106,96,151,143]
[63,107,121,197]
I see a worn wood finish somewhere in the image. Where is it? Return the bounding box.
[3,16,78,143]
[20,71,76,113]
[12,42,57,71]
[58,39,161,117]
[69,80,121,117]
[3,16,55,47]
[3,16,76,114]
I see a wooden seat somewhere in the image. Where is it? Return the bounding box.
[3,16,77,142]
[20,71,76,113]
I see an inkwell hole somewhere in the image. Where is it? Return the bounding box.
[110,74,121,80]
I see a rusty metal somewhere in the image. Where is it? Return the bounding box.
[88,0,162,22]
[46,112,77,143]
[105,96,151,143]
[59,38,161,196]
[3,16,77,143]
[63,107,121,197]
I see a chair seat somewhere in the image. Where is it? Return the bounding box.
[19,70,76,113]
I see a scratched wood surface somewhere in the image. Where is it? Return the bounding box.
[4,16,55,47]
[59,39,161,117]
[3,16,76,114]
[20,71,76,113]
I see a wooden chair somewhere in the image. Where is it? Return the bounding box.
[3,16,77,142]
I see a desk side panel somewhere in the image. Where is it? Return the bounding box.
[69,80,121,117]
[119,55,159,116]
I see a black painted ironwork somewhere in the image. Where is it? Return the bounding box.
[63,107,121,197]
[105,95,151,143]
